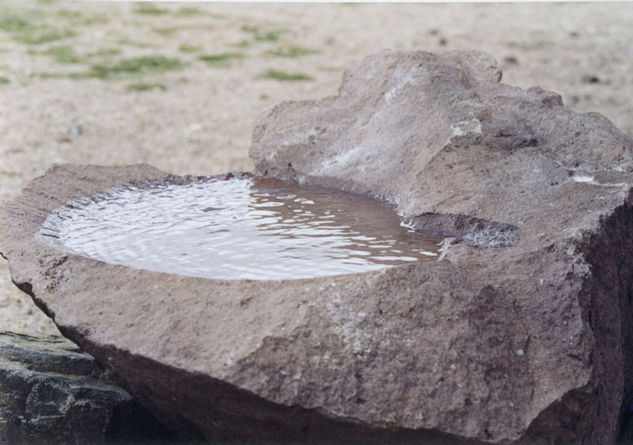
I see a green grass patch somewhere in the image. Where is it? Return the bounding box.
[90,55,183,78]
[32,71,65,79]
[127,81,166,92]
[0,13,32,32]
[265,45,317,58]
[230,39,251,48]
[117,38,158,49]
[177,7,202,16]
[87,47,121,58]
[152,26,177,36]
[133,3,168,15]
[0,75,9,84]
[199,52,243,67]
[13,26,74,44]
[241,24,286,42]
[262,69,313,81]
[0,7,95,43]
[57,9,108,26]
[178,43,201,53]
[153,24,212,36]
[57,10,82,19]
[33,71,93,80]
[152,25,194,36]
[42,45,81,63]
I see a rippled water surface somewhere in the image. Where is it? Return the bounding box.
[37,176,443,280]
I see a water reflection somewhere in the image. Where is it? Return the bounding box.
[37,176,444,280]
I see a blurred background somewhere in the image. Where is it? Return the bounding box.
[1,0,632,335]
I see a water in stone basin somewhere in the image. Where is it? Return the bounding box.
[36,176,444,280]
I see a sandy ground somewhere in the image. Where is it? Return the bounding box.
[1,1,632,336]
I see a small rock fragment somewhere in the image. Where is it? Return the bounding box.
[582,74,600,84]
[69,124,83,136]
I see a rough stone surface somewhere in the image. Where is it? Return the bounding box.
[1,50,633,444]
[0,330,173,444]
[251,50,633,442]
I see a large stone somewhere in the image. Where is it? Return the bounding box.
[251,50,633,442]
[0,331,174,444]
[1,50,633,443]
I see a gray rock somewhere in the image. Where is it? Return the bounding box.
[69,124,83,136]
[581,74,600,84]
[2,50,633,443]
[0,331,174,444]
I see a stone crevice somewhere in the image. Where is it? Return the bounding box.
[403,213,520,248]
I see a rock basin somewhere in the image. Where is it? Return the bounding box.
[36,174,443,281]
[3,49,633,443]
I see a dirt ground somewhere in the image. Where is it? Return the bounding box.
[1,1,632,335]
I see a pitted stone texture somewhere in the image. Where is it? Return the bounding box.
[2,49,633,444]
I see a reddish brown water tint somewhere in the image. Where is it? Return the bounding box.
[37,176,444,280]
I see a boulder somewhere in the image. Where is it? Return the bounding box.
[2,50,633,443]
[250,50,633,442]
[0,331,174,444]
